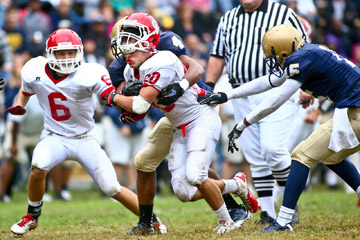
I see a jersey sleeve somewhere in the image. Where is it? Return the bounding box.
[157,32,186,57]
[20,60,35,95]
[210,14,226,58]
[91,64,115,99]
[108,57,126,88]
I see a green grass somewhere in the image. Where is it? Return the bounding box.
[0,187,359,240]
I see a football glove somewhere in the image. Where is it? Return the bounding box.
[228,124,242,153]
[122,80,142,96]
[120,110,147,124]
[197,92,228,105]
[105,91,119,107]
[6,105,26,115]
[157,83,184,105]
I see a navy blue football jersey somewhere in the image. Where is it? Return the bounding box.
[284,43,360,108]
[109,31,186,88]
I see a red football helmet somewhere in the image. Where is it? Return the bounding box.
[46,29,83,74]
[116,12,160,54]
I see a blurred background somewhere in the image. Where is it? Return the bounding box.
[0,0,359,206]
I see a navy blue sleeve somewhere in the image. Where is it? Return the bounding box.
[108,57,126,89]
[157,32,187,57]
[197,79,213,92]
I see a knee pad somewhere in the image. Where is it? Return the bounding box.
[171,178,195,202]
[186,151,208,186]
[95,168,121,197]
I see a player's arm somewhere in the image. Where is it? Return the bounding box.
[109,85,158,114]
[227,79,301,152]
[205,56,225,87]
[6,88,30,115]
[198,73,287,105]
[157,55,204,105]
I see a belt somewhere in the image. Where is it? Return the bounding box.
[175,120,194,137]
[47,129,89,139]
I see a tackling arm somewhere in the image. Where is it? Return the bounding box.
[157,55,205,105]
[237,79,302,130]
[227,79,301,152]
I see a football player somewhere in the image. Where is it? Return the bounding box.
[106,12,258,235]
[198,24,360,232]
[108,15,257,234]
[7,28,165,236]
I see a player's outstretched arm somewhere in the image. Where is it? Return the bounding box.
[199,73,287,105]
[6,88,30,115]
[157,55,204,105]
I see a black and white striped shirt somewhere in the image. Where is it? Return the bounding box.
[210,0,309,87]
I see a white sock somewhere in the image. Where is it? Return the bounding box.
[214,203,231,222]
[221,179,238,194]
[356,186,360,197]
[28,198,42,207]
[258,196,276,219]
[277,205,295,226]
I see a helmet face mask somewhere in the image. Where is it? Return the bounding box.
[262,24,305,77]
[116,13,160,55]
[111,16,127,64]
[46,29,83,74]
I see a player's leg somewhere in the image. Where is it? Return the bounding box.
[233,97,277,222]
[264,114,360,232]
[186,110,236,233]
[11,132,68,235]
[130,117,173,234]
[324,107,360,195]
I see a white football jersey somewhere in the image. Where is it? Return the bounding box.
[123,51,209,127]
[21,56,114,137]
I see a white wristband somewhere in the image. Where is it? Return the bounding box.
[179,79,190,91]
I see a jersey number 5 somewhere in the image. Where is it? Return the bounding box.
[48,92,71,121]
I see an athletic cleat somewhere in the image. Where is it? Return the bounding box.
[152,216,167,234]
[11,214,38,235]
[257,211,275,225]
[214,220,237,234]
[127,224,155,235]
[262,220,293,232]
[233,172,258,213]
[228,204,251,228]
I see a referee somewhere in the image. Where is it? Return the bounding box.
[205,0,309,225]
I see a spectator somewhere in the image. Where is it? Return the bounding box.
[18,0,52,57]
[49,0,86,34]
[0,29,13,83]
[3,6,28,58]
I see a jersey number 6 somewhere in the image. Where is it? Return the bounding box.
[48,92,71,121]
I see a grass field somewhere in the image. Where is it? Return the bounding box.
[0,186,359,240]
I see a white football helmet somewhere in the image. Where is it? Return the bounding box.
[46,29,83,74]
[116,12,160,55]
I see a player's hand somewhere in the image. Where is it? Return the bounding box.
[0,78,4,91]
[122,80,142,96]
[197,92,228,105]
[105,91,119,107]
[6,105,26,115]
[120,110,147,124]
[228,124,242,153]
[157,83,184,105]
